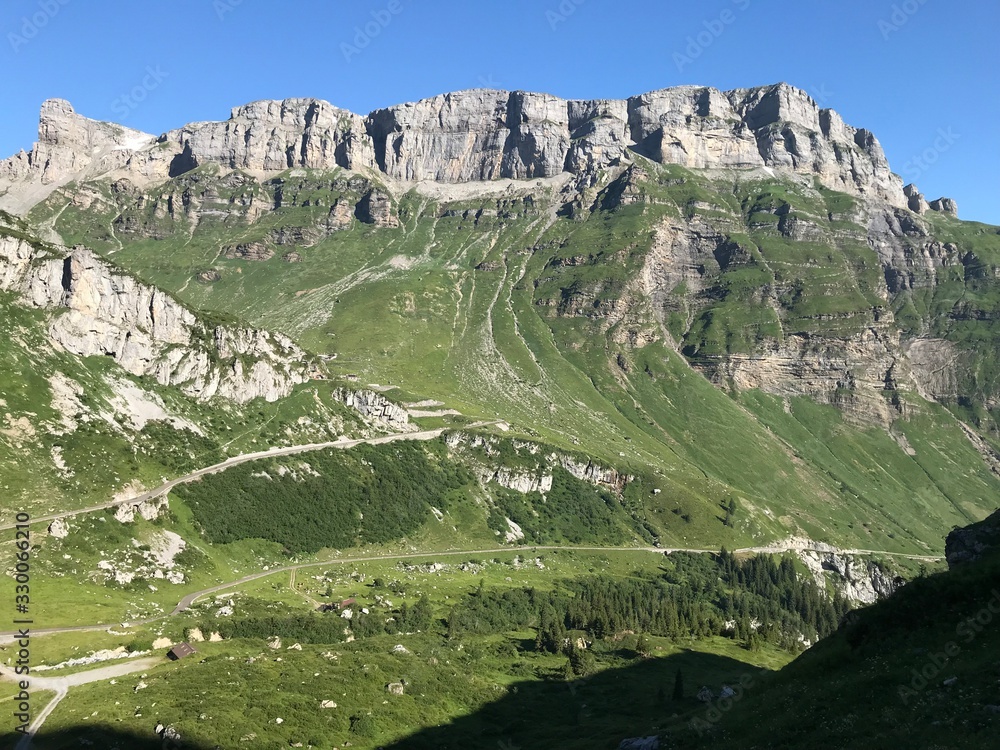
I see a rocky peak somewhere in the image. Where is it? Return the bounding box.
[928,196,958,216]
[903,184,958,217]
[0,98,156,212]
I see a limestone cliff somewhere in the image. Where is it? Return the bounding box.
[0,230,310,403]
[0,83,954,214]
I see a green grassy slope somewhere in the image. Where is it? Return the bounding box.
[26,164,1000,554]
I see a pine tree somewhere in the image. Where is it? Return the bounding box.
[411,595,432,632]
[635,635,651,658]
[672,669,684,701]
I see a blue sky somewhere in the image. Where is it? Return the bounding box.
[2,0,997,223]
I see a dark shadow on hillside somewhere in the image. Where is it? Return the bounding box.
[0,726,216,750]
[386,649,769,750]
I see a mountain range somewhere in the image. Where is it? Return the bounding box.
[2,81,999,749]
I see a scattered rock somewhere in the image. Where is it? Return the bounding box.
[197,270,221,283]
[47,518,69,539]
[267,636,282,650]
[321,700,338,709]
[281,251,302,263]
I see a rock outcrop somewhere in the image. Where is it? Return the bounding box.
[223,241,274,261]
[946,509,1000,567]
[0,231,310,403]
[1,83,911,212]
[333,388,411,431]
[798,549,903,604]
[929,197,958,216]
[445,432,632,494]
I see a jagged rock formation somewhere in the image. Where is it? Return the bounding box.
[332,388,411,432]
[223,241,274,261]
[904,183,957,216]
[0,99,156,212]
[946,508,1000,567]
[446,432,632,494]
[0,83,952,215]
[0,230,310,403]
[798,549,903,604]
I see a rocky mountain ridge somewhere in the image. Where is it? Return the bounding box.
[0,83,956,216]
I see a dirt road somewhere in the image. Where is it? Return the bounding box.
[0,657,161,747]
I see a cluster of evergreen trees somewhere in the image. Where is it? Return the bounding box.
[449,551,850,651]
[199,552,850,657]
[486,468,634,545]
[175,440,473,553]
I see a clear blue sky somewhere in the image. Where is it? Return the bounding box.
[3,0,997,223]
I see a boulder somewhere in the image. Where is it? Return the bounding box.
[386,681,405,695]
[904,183,929,214]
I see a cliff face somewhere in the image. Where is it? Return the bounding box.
[0,231,309,403]
[0,83,955,214]
[0,84,980,430]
